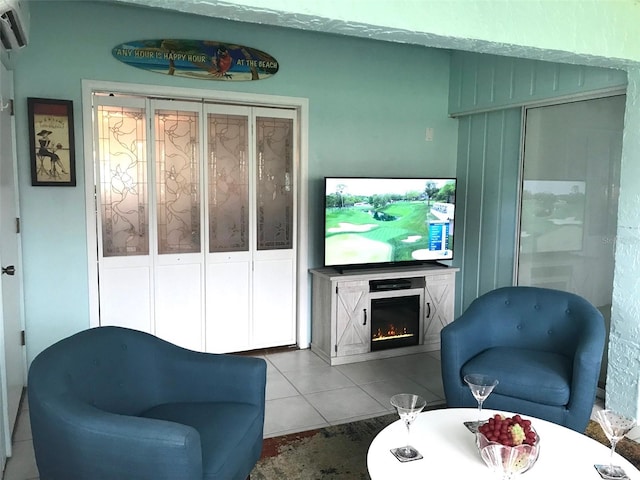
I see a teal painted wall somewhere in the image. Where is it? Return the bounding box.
[13,1,457,362]
[450,52,627,313]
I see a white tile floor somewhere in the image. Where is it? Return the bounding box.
[3,348,639,480]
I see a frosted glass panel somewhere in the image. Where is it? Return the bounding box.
[517,96,624,308]
[97,104,149,257]
[256,116,293,250]
[155,109,201,254]
[208,113,249,253]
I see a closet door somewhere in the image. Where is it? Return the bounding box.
[205,106,297,352]
[251,109,296,348]
[95,96,153,333]
[96,97,205,351]
[151,100,204,351]
[95,94,298,353]
[205,105,252,352]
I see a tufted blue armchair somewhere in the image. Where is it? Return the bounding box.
[28,326,266,480]
[441,286,605,432]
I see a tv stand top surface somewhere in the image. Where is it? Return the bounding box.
[310,264,459,281]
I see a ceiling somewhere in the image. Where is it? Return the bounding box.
[109,0,540,62]
[110,0,629,69]
[111,0,455,48]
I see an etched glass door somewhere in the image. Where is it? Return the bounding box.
[255,115,294,252]
[205,106,297,352]
[96,96,205,350]
[97,98,149,258]
[205,105,252,352]
[152,100,204,350]
[251,110,296,347]
[94,93,297,353]
[95,95,153,334]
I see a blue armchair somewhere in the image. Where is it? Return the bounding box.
[441,286,605,432]
[28,326,266,480]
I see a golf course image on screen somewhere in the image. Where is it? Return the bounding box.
[324,177,456,267]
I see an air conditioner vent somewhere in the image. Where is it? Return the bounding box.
[0,0,29,50]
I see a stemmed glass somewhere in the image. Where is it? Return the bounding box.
[464,373,499,432]
[594,409,636,479]
[390,393,427,461]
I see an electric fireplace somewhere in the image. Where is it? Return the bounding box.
[370,295,421,351]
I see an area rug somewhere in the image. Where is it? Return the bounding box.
[252,413,397,480]
[251,412,640,479]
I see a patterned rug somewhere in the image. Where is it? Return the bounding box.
[251,412,640,479]
[252,413,396,480]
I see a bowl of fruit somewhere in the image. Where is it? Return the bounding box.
[476,414,540,477]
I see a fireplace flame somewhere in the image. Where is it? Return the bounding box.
[371,324,415,342]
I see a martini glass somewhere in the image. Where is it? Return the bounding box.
[594,409,636,479]
[464,373,499,432]
[390,393,427,461]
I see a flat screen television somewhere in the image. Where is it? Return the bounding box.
[324,177,456,270]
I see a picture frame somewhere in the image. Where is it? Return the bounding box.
[28,97,76,186]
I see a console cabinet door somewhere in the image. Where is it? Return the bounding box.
[423,272,455,347]
[335,280,370,356]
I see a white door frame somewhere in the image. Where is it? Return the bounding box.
[82,80,310,348]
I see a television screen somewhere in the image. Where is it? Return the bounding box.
[324,177,456,268]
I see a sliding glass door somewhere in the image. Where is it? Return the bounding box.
[517,95,625,387]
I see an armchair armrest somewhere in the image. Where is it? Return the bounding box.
[565,322,605,430]
[31,395,203,480]
[441,307,495,406]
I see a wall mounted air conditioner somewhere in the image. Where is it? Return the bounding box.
[0,0,29,50]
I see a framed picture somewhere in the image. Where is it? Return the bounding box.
[28,97,76,186]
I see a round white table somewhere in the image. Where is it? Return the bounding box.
[367,408,640,479]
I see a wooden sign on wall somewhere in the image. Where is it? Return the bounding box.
[112,39,279,81]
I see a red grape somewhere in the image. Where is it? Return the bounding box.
[477,414,537,447]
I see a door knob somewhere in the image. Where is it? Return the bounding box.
[2,265,15,276]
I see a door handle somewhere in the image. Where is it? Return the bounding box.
[2,265,15,276]
[363,308,367,325]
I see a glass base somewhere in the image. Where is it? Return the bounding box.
[390,446,423,462]
[594,464,630,479]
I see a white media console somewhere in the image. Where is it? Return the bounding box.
[310,265,458,365]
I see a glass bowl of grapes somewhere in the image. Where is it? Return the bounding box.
[476,414,540,477]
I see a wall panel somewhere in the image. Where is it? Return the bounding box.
[453,108,522,313]
[449,52,627,116]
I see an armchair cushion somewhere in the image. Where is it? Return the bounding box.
[461,347,572,406]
